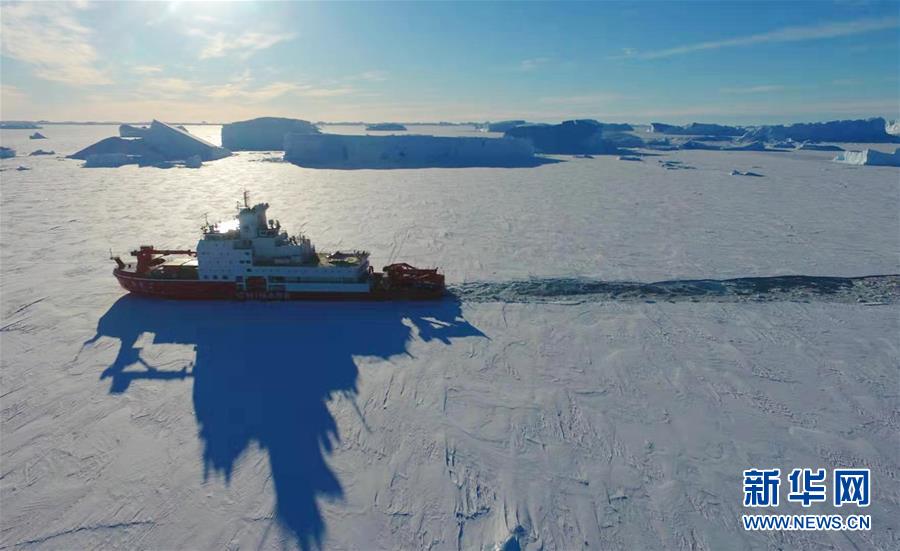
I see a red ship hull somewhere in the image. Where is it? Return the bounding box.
[113,269,445,301]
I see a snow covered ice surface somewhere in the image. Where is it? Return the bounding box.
[1,125,899,550]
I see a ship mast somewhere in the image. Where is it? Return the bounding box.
[243,190,250,208]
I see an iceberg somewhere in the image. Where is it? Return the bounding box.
[119,124,148,138]
[887,120,900,136]
[70,137,163,162]
[769,141,797,149]
[504,119,631,154]
[679,140,721,150]
[0,146,15,159]
[650,122,743,136]
[29,132,47,139]
[28,149,55,156]
[366,123,407,131]
[284,133,539,168]
[221,117,318,151]
[722,141,768,151]
[798,143,843,151]
[143,120,230,161]
[832,148,900,167]
[730,170,764,177]
[742,118,898,143]
[71,120,230,166]
[487,120,527,132]
[0,121,41,129]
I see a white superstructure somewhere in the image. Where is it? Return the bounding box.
[196,200,371,293]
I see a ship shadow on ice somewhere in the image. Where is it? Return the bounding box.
[87,295,484,550]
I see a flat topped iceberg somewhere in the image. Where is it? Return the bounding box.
[366,123,407,131]
[284,133,540,168]
[833,147,900,167]
[650,122,743,136]
[221,117,319,151]
[486,120,528,132]
[742,118,898,143]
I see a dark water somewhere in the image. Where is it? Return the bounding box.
[450,275,900,304]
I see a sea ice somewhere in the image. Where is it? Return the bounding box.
[1,124,897,551]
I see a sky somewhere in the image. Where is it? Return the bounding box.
[1,0,898,124]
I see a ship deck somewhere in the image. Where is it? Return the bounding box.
[253,251,368,268]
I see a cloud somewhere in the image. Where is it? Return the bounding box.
[142,77,197,99]
[134,70,356,104]
[518,57,552,71]
[131,65,164,75]
[208,81,302,102]
[0,2,111,85]
[625,17,899,60]
[0,84,27,101]
[720,85,786,94]
[188,29,296,60]
[347,70,388,82]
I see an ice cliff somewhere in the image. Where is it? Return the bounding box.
[221,117,319,151]
[650,122,743,136]
[742,118,898,143]
[487,120,528,132]
[833,147,900,166]
[284,133,538,168]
